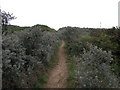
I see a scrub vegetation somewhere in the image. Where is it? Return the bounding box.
[2,11,120,88]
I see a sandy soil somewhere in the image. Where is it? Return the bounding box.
[44,40,68,88]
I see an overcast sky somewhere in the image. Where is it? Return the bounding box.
[1,0,120,30]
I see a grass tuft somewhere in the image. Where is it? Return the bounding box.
[67,55,77,88]
[35,74,48,88]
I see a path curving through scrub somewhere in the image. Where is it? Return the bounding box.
[44,40,68,88]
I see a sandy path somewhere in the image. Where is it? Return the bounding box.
[45,40,68,88]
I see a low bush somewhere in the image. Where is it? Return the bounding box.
[76,44,120,88]
[2,25,60,88]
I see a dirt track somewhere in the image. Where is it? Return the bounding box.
[45,40,68,88]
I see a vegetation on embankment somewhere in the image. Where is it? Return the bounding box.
[35,41,61,88]
[59,27,120,88]
[66,55,77,88]
[47,42,61,69]
[2,24,60,88]
[2,24,120,88]
[62,42,77,88]
[80,28,120,75]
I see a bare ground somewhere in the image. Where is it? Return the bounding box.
[44,40,68,88]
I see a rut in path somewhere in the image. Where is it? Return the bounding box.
[45,40,68,88]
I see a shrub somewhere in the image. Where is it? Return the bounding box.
[76,44,120,88]
[2,25,60,88]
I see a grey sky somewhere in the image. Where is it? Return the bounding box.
[1,0,120,30]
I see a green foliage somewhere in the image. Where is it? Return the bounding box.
[48,55,58,69]
[38,75,48,83]
[48,42,61,69]
[9,25,30,31]
[67,55,77,88]
[2,24,56,34]
[35,83,43,88]
[34,41,61,88]
[111,63,120,75]
[33,24,56,31]
[76,44,119,88]
[80,35,92,43]
[2,23,60,88]
[80,34,117,52]
[65,42,87,56]
[79,29,120,75]
[35,42,61,88]
[61,27,120,87]
[2,25,30,33]
[35,74,48,88]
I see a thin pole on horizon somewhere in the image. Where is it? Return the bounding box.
[100,21,102,28]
